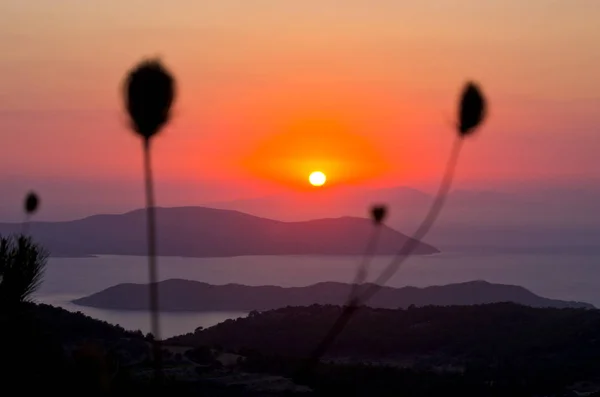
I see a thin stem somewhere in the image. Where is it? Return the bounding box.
[360,137,463,302]
[299,303,358,378]
[143,139,162,381]
[350,225,382,300]
[304,137,464,374]
[302,223,382,376]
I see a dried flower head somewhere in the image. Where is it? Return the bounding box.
[124,59,175,141]
[458,82,486,137]
[24,192,39,215]
[370,205,388,225]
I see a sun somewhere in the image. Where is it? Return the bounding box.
[309,171,327,187]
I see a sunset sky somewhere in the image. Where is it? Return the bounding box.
[1,1,599,219]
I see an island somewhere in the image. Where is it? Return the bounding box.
[0,206,438,257]
[72,279,593,311]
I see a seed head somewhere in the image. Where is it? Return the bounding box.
[24,192,39,215]
[124,59,175,141]
[370,205,388,225]
[458,82,486,137]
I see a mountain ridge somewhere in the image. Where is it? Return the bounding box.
[0,206,438,257]
[72,279,593,311]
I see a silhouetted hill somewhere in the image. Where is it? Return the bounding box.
[0,301,147,393]
[73,280,592,311]
[204,186,430,226]
[167,303,600,363]
[204,185,600,253]
[204,185,600,228]
[0,206,438,257]
[19,302,143,342]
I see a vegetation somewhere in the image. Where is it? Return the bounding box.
[241,355,600,397]
[123,59,177,378]
[0,231,150,393]
[4,299,600,395]
[4,31,596,395]
[0,234,47,308]
[0,301,148,393]
[0,234,597,395]
[123,59,176,322]
[312,82,488,367]
[169,304,600,396]
[170,304,600,371]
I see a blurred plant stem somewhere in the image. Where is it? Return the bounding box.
[350,223,383,300]
[304,81,486,374]
[304,137,464,375]
[361,137,463,300]
[124,59,175,383]
[143,139,162,381]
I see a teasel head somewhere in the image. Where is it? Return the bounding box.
[370,205,388,225]
[122,58,176,380]
[24,192,39,215]
[458,82,486,137]
[124,59,175,144]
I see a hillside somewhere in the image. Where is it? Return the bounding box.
[0,302,150,393]
[172,304,600,396]
[72,279,593,311]
[0,206,438,257]
[204,186,600,253]
[167,303,600,363]
[204,185,600,227]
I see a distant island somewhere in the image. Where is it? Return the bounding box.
[0,206,438,257]
[72,279,593,311]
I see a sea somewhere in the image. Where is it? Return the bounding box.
[34,252,600,338]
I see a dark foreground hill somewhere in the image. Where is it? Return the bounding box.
[168,303,600,364]
[168,304,600,397]
[73,279,593,311]
[0,302,148,394]
[0,206,438,257]
[4,302,600,396]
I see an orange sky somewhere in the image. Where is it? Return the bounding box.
[1,1,599,203]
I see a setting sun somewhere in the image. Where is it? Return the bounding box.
[309,171,327,187]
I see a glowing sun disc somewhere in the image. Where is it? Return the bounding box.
[309,171,327,186]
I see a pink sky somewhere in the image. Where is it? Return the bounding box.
[1,1,599,218]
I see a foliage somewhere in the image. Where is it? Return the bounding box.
[0,234,48,307]
[169,303,600,372]
[185,345,218,365]
[0,301,145,394]
[178,303,600,396]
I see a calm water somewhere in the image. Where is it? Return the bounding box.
[34,253,600,338]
